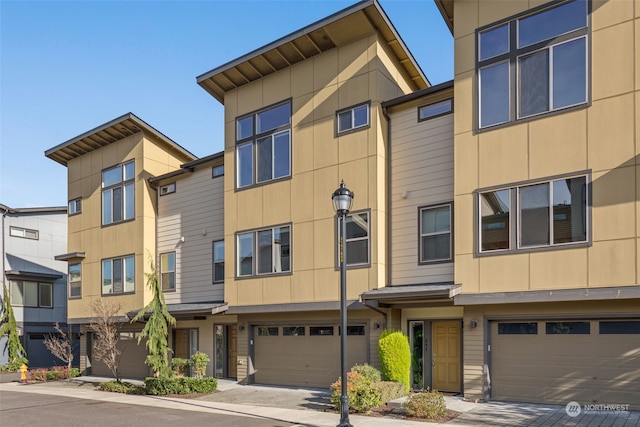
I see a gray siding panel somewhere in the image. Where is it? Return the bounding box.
[157,171,224,304]
[390,110,454,285]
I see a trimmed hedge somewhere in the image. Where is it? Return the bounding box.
[145,376,217,395]
[378,329,411,393]
[99,381,146,395]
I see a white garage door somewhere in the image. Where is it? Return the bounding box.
[254,324,368,388]
[491,319,640,407]
[91,331,149,379]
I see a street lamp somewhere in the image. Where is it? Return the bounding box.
[332,180,354,427]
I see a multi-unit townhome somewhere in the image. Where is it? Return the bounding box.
[44,0,639,409]
[0,204,76,368]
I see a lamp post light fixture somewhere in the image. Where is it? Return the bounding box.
[332,180,354,427]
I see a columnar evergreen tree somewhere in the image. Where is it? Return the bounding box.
[131,257,176,377]
[0,283,28,370]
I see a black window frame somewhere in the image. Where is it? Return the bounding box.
[9,226,39,240]
[498,322,538,335]
[418,98,453,122]
[336,209,371,268]
[101,160,135,226]
[235,223,292,279]
[419,202,454,265]
[69,263,82,299]
[336,101,371,135]
[212,165,224,178]
[159,182,176,196]
[212,240,224,284]
[68,198,82,216]
[101,254,135,295]
[160,252,176,292]
[10,280,53,308]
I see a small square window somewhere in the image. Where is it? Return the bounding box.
[212,165,224,178]
[68,198,82,215]
[160,183,176,196]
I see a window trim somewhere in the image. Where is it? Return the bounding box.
[101,160,135,226]
[68,198,82,216]
[213,240,224,284]
[476,171,591,256]
[159,182,176,196]
[10,280,53,308]
[418,98,453,122]
[101,254,136,296]
[69,263,82,299]
[160,252,176,292]
[9,226,39,240]
[335,209,371,269]
[475,0,591,130]
[235,223,292,279]
[212,165,224,178]
[418,202,454,265]
[335,101,371,136]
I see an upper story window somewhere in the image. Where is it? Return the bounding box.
[102,255,135,295]
[212,165,224,178]
[102,160,135,225]
[418,99,453,121]
[336,102,370,135]
[479,173,589,253]
[11,280,52,308]
[477,0,588,129]
[69,264,82,299]
[420,203,453,264]
[236,101,291,189]
[160,252,176,291]
[337,210,370,267]
[68,198,82,215]
[9,226,38,240]
[160,183,176,196]
[236,224,291,278]
[213,240,224,283]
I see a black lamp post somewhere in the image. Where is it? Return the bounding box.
[332,180,354,427]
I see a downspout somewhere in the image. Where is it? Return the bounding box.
[1,206,7,290]
[359,296,387,330]
[381,104,392,293]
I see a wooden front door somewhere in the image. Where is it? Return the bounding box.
[432,320,461,392]
[175,329,189,359]
[228,325,237,378]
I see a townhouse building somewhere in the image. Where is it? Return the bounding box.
[0,204,75,368]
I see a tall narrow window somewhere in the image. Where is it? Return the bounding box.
[68,198,82,215]
[420,203,453,263]
[213,240,224,283]
[69,264,82,298]
[338,211,370,267]
[160,252,176,291]
[102,160,135,225]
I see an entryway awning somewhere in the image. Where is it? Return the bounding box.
[360,283,461,308]
[127,302,228,321]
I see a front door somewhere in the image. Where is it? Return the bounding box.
[432,320,461,392]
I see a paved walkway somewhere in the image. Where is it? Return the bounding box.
[1,377,638,426]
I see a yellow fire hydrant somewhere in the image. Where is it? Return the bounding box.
[19,364,28,382]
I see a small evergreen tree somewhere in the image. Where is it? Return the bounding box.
[0,283,28,370]
[378,329,411,393]
[131,257,176,378]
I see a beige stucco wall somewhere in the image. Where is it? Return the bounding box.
[66,133,188,321]
[223,33,414,308]
[453,0,640,294]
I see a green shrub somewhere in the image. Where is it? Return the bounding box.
[99,381,146,395]
[145,376,217,395]
[376,381,406,404]
[350,363,381,383]
[403,390,446,419]
[29,368,48,382]
[191,352,210,379]
[330,372,382,414]
[378,329,411,393]
[171,357,191,376]
[69,367,81,378]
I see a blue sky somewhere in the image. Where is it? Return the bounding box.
[0,0,452,208]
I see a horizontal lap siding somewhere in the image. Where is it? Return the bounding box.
[157,170,224,304]
[390,107,454,285]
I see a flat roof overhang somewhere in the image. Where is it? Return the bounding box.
[54,252,86,262]
[5,270,63,281]
[360,283,461,308]
[434,0,454,34]
[127,302,229,321]
[196,0,429,104]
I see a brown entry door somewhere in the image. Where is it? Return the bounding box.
[432,320,461,392]
[228,325,237,378]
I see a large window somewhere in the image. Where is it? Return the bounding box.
[69,264,82,298]
[102,255,135,295]
[236,225,291,277]
[11,280,52,308]
[336,102,370,134]
[102,160,135,225]
[236,101,291,188]
[477,0,588,128]
[160,252,175,291]
[338,211,370,267]
[213,240,224,283]
[479,174,588,253]
[420,203,453,263]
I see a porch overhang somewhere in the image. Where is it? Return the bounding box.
[4,270,62,281]
[126,302,229,321]
[360,283,461,308]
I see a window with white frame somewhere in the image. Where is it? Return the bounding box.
[213,240,224,283]
[11,280,52,308]
[420,203,453,263]
[102,160,135,225]
[160,252,175,291]
[337,211,370,267]
[477,0,588,128]
[160,183,176,196]
[102,255,135,295]
[479,174,588,253]
[419,99,453,121]
[69,264,82,298]
[236,101,291,188]
[236,225,291,277]
[337,102,370,134]
[68,198,82,215]
[9,226,38,240]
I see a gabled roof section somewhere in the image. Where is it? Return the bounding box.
[197,0,429,103]
[45,112,197,167]
[434,0,453,34]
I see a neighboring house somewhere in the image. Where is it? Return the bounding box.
[45,113,196,378]
[435,0,640,407]
[0,204,77,368]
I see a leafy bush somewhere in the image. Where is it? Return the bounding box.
[145,376,217,395]
[99,381,146,395]
[69,367,81,378]
[29,368,48,382]
[330,372,382,414]
[378,329,411,393]
[376,381,406,404]
[171,357,191,376]
[403,390,446,419]
[191,352,210,379]
[350,363,381,383]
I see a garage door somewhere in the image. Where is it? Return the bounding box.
[491,319,640,407]
[254,324,368,388]
[91,331,149,379]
